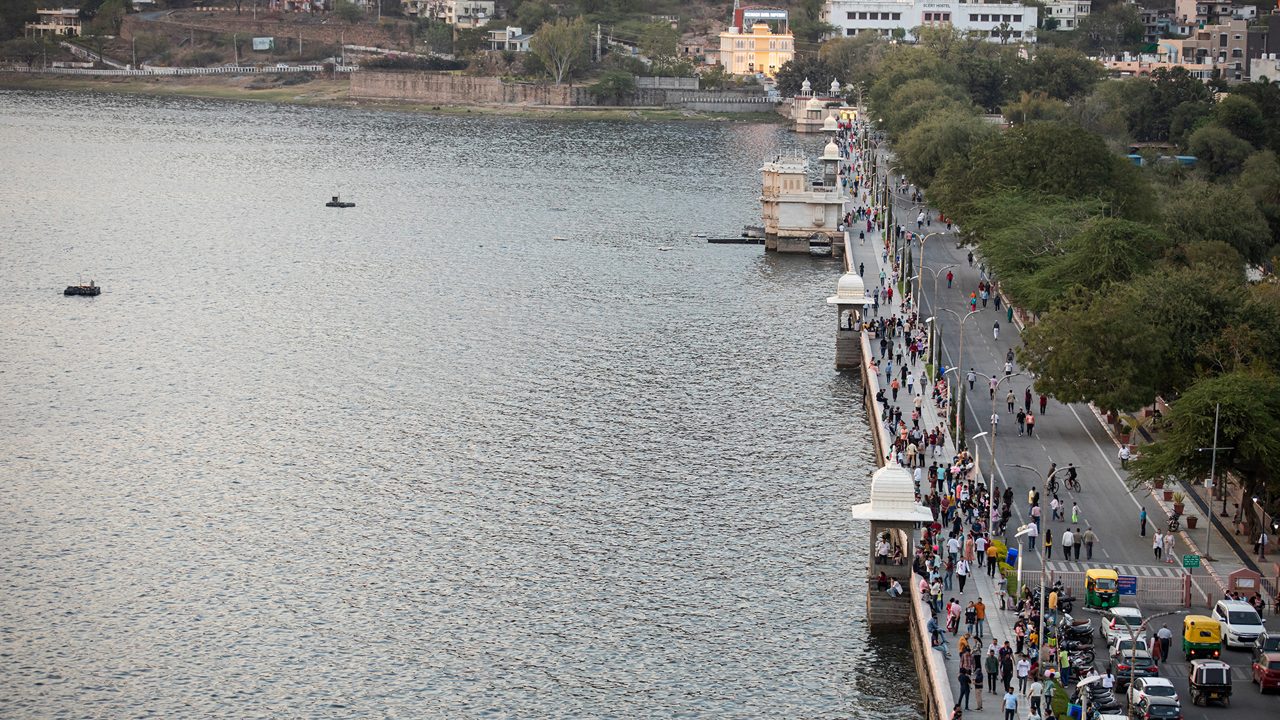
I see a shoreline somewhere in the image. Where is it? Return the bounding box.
[0,73,786,124]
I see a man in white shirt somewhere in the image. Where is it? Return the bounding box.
[1061,528,1074,558]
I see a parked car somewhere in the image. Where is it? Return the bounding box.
[1253,650,1280,692]
[1133,695,1183,719]
[1211,599,1264,649]
[1127,676,1179,708]
[1254,628,1280,655]
[1115,649,1159,691]
[1102,606,1146,646]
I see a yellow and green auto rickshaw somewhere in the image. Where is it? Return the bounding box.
[1183,615,1223,660]
[1084,568,1120,610]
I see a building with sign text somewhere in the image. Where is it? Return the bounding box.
[823,0,1039,43]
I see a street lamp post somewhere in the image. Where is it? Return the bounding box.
[941,308,981,442]
[915,231,945,306]
[1014,523,1035,598]
[970,370,1025,489]
[1196,402,1233,560]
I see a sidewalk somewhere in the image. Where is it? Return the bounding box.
[843,139,1022,720]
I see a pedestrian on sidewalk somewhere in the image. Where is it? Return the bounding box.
[957,558,970,592]
[1006,390,1016,414]
[1153,530,1163,561]
[994,293,1002,311]
[1083,527,1098,560]
[968,369,976,390]
[1025,412,1035,437]
[990,413,999,435]
[1257,529,1270,560]
[989,376,999,399]
[1119,445,1131,469]
[1024,387,1032,413]
[1039,393,1047,414]
[993,321,1000,340]
[957,667,972,711]
[1027,677,1043,714]
[859,261,865,276]
[1072,527,1083,560]
[1044,528,1054,560]
[974,598,986,638]
[985,649,1000,692]
[1016,410,1026,436]
[981,289,990,308]
[947,270,954,288]
[1061,528,1074,559]
[1016,655,1030,692]
[1139,508,1148,536]
[1000,688,1018,720]
[968,250,974,266]
[1004,360,1013,376]
[1163,532,1175,563]
[1071,503,1080,524]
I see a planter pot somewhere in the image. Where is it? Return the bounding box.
[1119,432,1131,445]
[1163,490,1174,502]
[1153,478,1165,489]
[1173,502,1185,515]
[1107,410,1118,424]
[1187,516,1199,529]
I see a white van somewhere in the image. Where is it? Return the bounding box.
[1211,599,1264,649]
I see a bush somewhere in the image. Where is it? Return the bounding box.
[363,55,467,71]
[589,69,636,104]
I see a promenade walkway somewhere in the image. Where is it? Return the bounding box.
[839,130,1276,719]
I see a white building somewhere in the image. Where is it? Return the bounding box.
[24,8,82,36]
[487,26,534,52]
[1045,0,1091,30]
[402,0,494,27]
[760,141,846,253]
[823,0,1039,43]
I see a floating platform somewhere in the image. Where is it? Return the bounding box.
[64,283,100,296]
[326,196,355,208]
[708,237,766,245]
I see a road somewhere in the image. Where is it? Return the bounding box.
[848,144,1278,716]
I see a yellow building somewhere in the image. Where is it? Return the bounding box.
[718,22,794,78]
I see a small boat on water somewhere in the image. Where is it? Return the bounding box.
[64,281,100,296]
[326,196,355,208]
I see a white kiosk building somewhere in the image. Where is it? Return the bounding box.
[850,464,934,627]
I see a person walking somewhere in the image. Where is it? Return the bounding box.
[1072,527,1083,560]
[1164,532,1175,563]
[1001,688,1018,720]
[1038,393,1047,414]
[1024,387,1032,414]
[993,321,1000,340]
[968,250,974,267]
[1016,655,1030,693]
[947,270,954,288]
[985,649,999,693]
[1061,528,1074,561]
[1044,528,1054,560]
[968,369,976,391]
[1153,530,1163,561]
[974,598,986,638]
[1119,445,1131,469]
[1071,503,1080,524]
[1006,390,1016,414]
[858,261,865,277]
[1257,529,1270,560]
[957,558,971,593]
[1016,410,1026,436]
[1025,412,1035,437]
[1027,677,1044,715]
[1083,527,1098,560]
[990,412,999,436]
[1139,508,1147,537]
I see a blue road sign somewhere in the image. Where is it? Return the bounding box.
[1117,575,1138,596]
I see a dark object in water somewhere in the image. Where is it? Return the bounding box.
[326,196,355,208]
[65,281,100,296]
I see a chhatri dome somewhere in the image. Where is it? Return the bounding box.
[826,272,869,305]
[821,138,841,162]
[806,96,823,111]
[830,78,842,95]
[801,78,812,95]
[822,115,839,132]
[850,464,935,522]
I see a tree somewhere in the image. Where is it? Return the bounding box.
[698,64,730,90]
[1128,371,1280,501]
[819,33,886,90]
[1129,67,1212,142]
[639,21,677,63]
[515,0,554,32]
[1187,123,1254,179]
[790,0,836,43]
[530,17,589,85]
[423,21,453,55]
[1076,3,1143,55]
[1163,180,1272,264]
[87,0,125,36]
[334,0,364,25]
[0,0,36,41]
[880,77,972,136]
[453,26,489,56]
[1002,90,1069,125]
[588,69,635,104]
[895,109,997,188]
[1237,150,1280,254]
[1018,46,1102,101]
[1214,94,1267,148]
[931,121,1154,224]
[773,54,837,97]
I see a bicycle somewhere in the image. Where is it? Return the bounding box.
[1065,476,1081,493]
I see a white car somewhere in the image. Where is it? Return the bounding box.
[1101,607,1146,646]
[1127,676,1180,708]
[1109,634,1150,659]
[1212,599,1265,649]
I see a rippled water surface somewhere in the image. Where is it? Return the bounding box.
[0,91,919,718]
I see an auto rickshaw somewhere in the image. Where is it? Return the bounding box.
[1188,658,1232,706]
[1084,568,1120,610]
[1183,615,1223,660]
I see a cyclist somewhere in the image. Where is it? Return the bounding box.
[1066,464,1079,492]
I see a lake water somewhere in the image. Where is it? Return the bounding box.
[0,90,920,718]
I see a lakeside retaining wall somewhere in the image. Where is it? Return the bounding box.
[350,71,776,112]
[843,231,950,720]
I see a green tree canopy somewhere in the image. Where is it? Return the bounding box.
[1128,371,1280,500]
[931,121,1154,224]
[1163,179,1272,264]
[1187,123,1255,179]
[774,54,838,97]
[1129,67,1213,142]
[0,0,36,41]
[1214,94,1267,148]
[1017,46,1102,101]
[531,17,590,84]
[895,109,997,188]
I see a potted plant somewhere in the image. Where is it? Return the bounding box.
[1172,491,1185,515]
[1187,515,1199,529]
[1152,476,1165,490]
[1163,488,1174,501]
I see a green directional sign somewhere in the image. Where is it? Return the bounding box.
[1182,554,1201,568]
